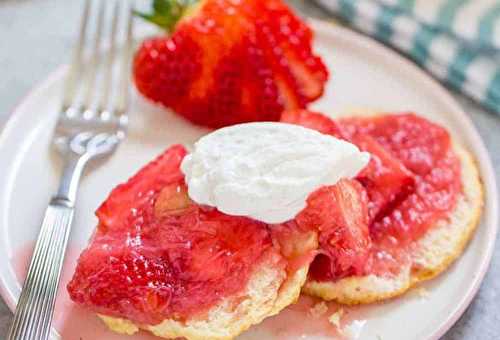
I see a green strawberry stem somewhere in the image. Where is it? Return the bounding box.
[134,0,199,33]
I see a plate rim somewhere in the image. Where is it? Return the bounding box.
[0,65,67,311]
[311,20,498,340]
[0,19,497,340]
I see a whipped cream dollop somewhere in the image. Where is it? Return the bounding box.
[181,122,370,224]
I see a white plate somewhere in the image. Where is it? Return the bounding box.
[0,21,497,340]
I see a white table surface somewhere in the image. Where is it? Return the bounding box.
[0,0,499,339]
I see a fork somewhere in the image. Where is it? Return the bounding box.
[7,1,134,339]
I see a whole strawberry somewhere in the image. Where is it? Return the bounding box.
[133,0,329,128]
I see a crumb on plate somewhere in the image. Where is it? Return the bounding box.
[309,301,329,318]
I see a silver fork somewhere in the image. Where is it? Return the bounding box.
[7,1,134,339]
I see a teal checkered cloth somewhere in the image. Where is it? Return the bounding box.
[314,0,500,115]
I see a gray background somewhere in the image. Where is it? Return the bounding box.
[0,0,498,339]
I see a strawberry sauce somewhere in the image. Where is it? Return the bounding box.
[308,113,462,279]
[342,114,461,243]
[68,144,337,327]
[67,145,287,325]
[68,112,462,326]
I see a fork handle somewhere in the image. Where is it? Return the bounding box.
[7,154,88,340]
[7,202,74,340]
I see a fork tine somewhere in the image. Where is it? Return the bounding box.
[114,1,133,120]
[62,0,91,112]
[98,0,120,118]
[82,0,106,113]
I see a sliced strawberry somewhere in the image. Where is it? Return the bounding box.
[96,144,187,231]
[280,109,343,136]
[256,0,328,102]
[297,180,372,281]
[133,0,328,128]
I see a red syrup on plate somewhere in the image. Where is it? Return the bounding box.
[13,242,159,340]
[257,295,369,340]
[14,242,368,340]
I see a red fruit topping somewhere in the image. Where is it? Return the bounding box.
[270,222,319,274]
[340,113,461,244]
[68,145,285,324]
[280,109,343,136]
[341,114,452,175]
[95,144,187,231]
[280,110,416,225]
[282,110,462,280]
[133,0,328,128]
[154,183,194,217]
[297,180,371,281]
[69,144,334,325]
[69,109,462,312]
[349,134,415,224]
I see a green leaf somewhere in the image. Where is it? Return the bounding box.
[153,0,173,14]
[134,0,197,33]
